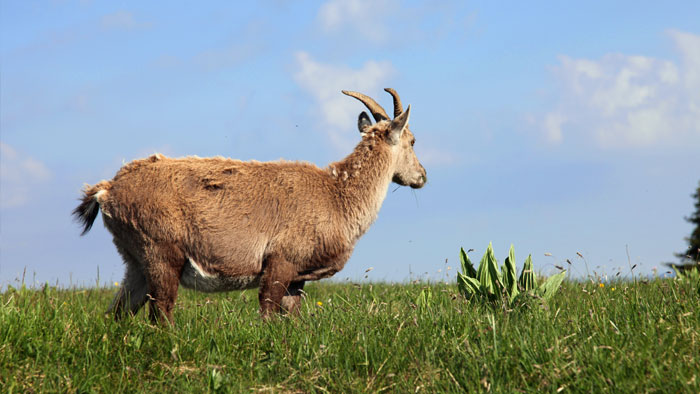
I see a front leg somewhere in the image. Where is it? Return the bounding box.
[258,255,296,318]
[281,281,305,314]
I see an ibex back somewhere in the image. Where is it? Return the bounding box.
[73,89,427,324]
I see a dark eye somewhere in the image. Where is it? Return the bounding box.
[410,139,416,146]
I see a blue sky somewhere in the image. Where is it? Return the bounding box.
[1,1,699,287]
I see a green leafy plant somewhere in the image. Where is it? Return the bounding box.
[457,243,566,304]
[416,287,433,312]
[208,368,224,392]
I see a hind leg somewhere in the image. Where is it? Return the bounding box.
[108,249,149,319]
[281,281,305,314]
[142,242,185,325]
[259,254,296,318]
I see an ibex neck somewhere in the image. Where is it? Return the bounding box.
[329,139,394,242]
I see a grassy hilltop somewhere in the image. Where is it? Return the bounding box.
[1,279,699,392]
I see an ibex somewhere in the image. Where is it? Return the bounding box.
[73,89,426,324]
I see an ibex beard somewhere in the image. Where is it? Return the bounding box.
[73,89,427,324]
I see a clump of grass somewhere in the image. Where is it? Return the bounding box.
[1,279,698,392]
[670,262,700,296]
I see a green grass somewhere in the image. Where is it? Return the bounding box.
[1,279,698,393]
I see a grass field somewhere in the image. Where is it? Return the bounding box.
[1,277,699,393]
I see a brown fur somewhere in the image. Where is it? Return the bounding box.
[73,89,426,324]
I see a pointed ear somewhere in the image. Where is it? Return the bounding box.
[388,105,410,145]
[357,111,372,133]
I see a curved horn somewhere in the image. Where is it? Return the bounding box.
[342,90,389,122]
[384,88,403,118]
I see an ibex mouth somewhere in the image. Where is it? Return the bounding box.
[394,174,427,189]
[410,175,427,189]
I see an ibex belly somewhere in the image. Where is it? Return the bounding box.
[180,257,260,292]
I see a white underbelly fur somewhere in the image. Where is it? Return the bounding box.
[180,257,260,292]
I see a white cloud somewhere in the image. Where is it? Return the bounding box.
[0,143,51,209]
[542,30,700,149]
[669,29,700,88]
[293,52,395,149]
[543,112,566,143]
[316,0,473,47]
[318,0,396,44]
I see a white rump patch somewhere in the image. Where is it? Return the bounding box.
[94,189,112,217]
[180,257,260,293]
[95,189,107,201]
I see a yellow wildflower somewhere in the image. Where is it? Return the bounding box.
[599,283,605,288]
[114,282,120,287]
[316,301,323,307]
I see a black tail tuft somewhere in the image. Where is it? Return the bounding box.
[72,191,101,236]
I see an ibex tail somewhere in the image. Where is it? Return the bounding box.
[72,181,111,235]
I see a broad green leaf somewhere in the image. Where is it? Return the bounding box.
[476,247,487,281]
[477,244,494,294]
[464,275,482,293]
[536,271,567,300]
[503,244,518,300]
[460,247,477,278]
[457,273,481,299]
[457,273,471,296]
[486,243,503,292]
[518,254,537,292]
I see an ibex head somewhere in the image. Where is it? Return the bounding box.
[342,88,427,189]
